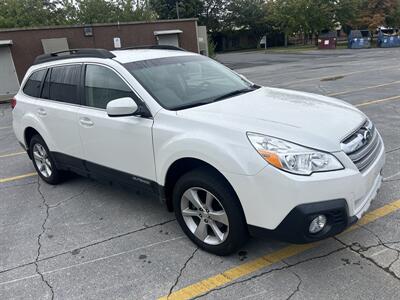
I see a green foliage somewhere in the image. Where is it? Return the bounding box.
[2,0,400,42]
[0,0,65,28]
[199,0,230,34]
[0,0,156,29]
[74,0,119,24]
[149,0,203,19]
[353,0,399,29]
[225,0,268,43]
[335,0,362,34]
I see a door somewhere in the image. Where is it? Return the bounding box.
[157,34,180,47]
[0,46,20,101]
[78,64,156,184]
[38,65,84,168]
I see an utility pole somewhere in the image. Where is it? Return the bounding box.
[176,1,180,19]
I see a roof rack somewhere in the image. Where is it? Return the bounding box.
[33,48,116,65]
[118,45,186,51]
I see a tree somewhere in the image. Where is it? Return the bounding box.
[0,0,65,28]
[226,0,268,46]
[295,0,338,40]
[116,0,156,22]
[387,0,400,27]
[268,0,300,47]
[0,0,157,29]
[149,0,203,19]
[199,0,230,33]
[335,0,362,34]
[355,0,398,30]
[74,0,121,24]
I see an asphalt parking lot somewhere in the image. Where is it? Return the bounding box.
[1,47,400,300]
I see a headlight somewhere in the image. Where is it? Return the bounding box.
[247,133,344,175]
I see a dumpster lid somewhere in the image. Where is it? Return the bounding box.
[350,30,371,38]
[319,31,337,38]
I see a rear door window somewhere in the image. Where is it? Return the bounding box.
[23,69,46,98]
[42,65,81,104]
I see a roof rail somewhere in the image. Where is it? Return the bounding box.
[118,45,186,51]
[33,48,116,65]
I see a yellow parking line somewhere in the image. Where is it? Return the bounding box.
[0,151,26,158]
[327,80,400,97]
[0,172,37,184]
[159,199,400,300]
[355,95,400,108]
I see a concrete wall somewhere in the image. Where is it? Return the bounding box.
[0,19,199,81]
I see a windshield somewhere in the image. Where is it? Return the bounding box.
[123,55,255,110]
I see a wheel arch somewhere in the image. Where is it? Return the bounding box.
[163,157,247,224]
[24,127,42,159]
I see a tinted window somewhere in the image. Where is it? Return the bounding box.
[23,69,46,97]
[43,65,81,104]
[84,65,137,109]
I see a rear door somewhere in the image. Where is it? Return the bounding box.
[37,64,84,169]
[77,63,156,187]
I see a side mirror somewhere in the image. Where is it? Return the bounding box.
[106,97,138,117]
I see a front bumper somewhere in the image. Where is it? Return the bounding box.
[248,199,358,243]
[222,137,385,238]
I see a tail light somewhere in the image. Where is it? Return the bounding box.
[11,97,17,110]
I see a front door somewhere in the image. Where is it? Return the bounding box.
[78,64,156,187]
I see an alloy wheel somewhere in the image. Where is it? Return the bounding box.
[33,143,52,178]
[180,187,229,245]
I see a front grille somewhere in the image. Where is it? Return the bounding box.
[341,120,382,172]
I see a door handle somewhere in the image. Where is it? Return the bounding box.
[79,117,94,127]
[37,108,47,116]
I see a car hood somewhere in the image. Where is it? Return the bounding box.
[177,87,366,152]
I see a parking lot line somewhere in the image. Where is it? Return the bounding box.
[327,80,400,97]
[0,151,26,158]
[0,172,37,184]
[355,95,400,108]
[159,199,400,300]
[278,65,400,87]
[0,126,11,130]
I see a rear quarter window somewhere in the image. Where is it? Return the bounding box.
[23,69,46,98]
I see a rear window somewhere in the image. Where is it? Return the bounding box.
[42,65,81,104]
[23,69,46,98]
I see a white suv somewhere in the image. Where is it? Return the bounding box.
[12,47,385,255]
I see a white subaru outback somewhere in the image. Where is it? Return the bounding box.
[12,47,385,255]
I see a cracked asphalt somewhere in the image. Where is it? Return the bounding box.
[1,47,400,299]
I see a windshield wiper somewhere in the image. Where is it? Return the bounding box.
[173,86,259,111]
[173,100,215,110]
[211,87,257,102]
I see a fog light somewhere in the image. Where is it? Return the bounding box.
[309,215,327,234]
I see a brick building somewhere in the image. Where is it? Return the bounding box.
[0,18,204,101]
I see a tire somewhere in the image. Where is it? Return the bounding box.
[173,167,248,256]
[29,135,64,185]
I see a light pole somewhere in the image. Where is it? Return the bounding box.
[176,1,180,19]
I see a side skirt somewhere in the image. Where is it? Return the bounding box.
[51,152,165,201]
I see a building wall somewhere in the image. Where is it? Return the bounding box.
[0,19,199,81]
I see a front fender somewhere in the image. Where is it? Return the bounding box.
[155,130,265,185]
